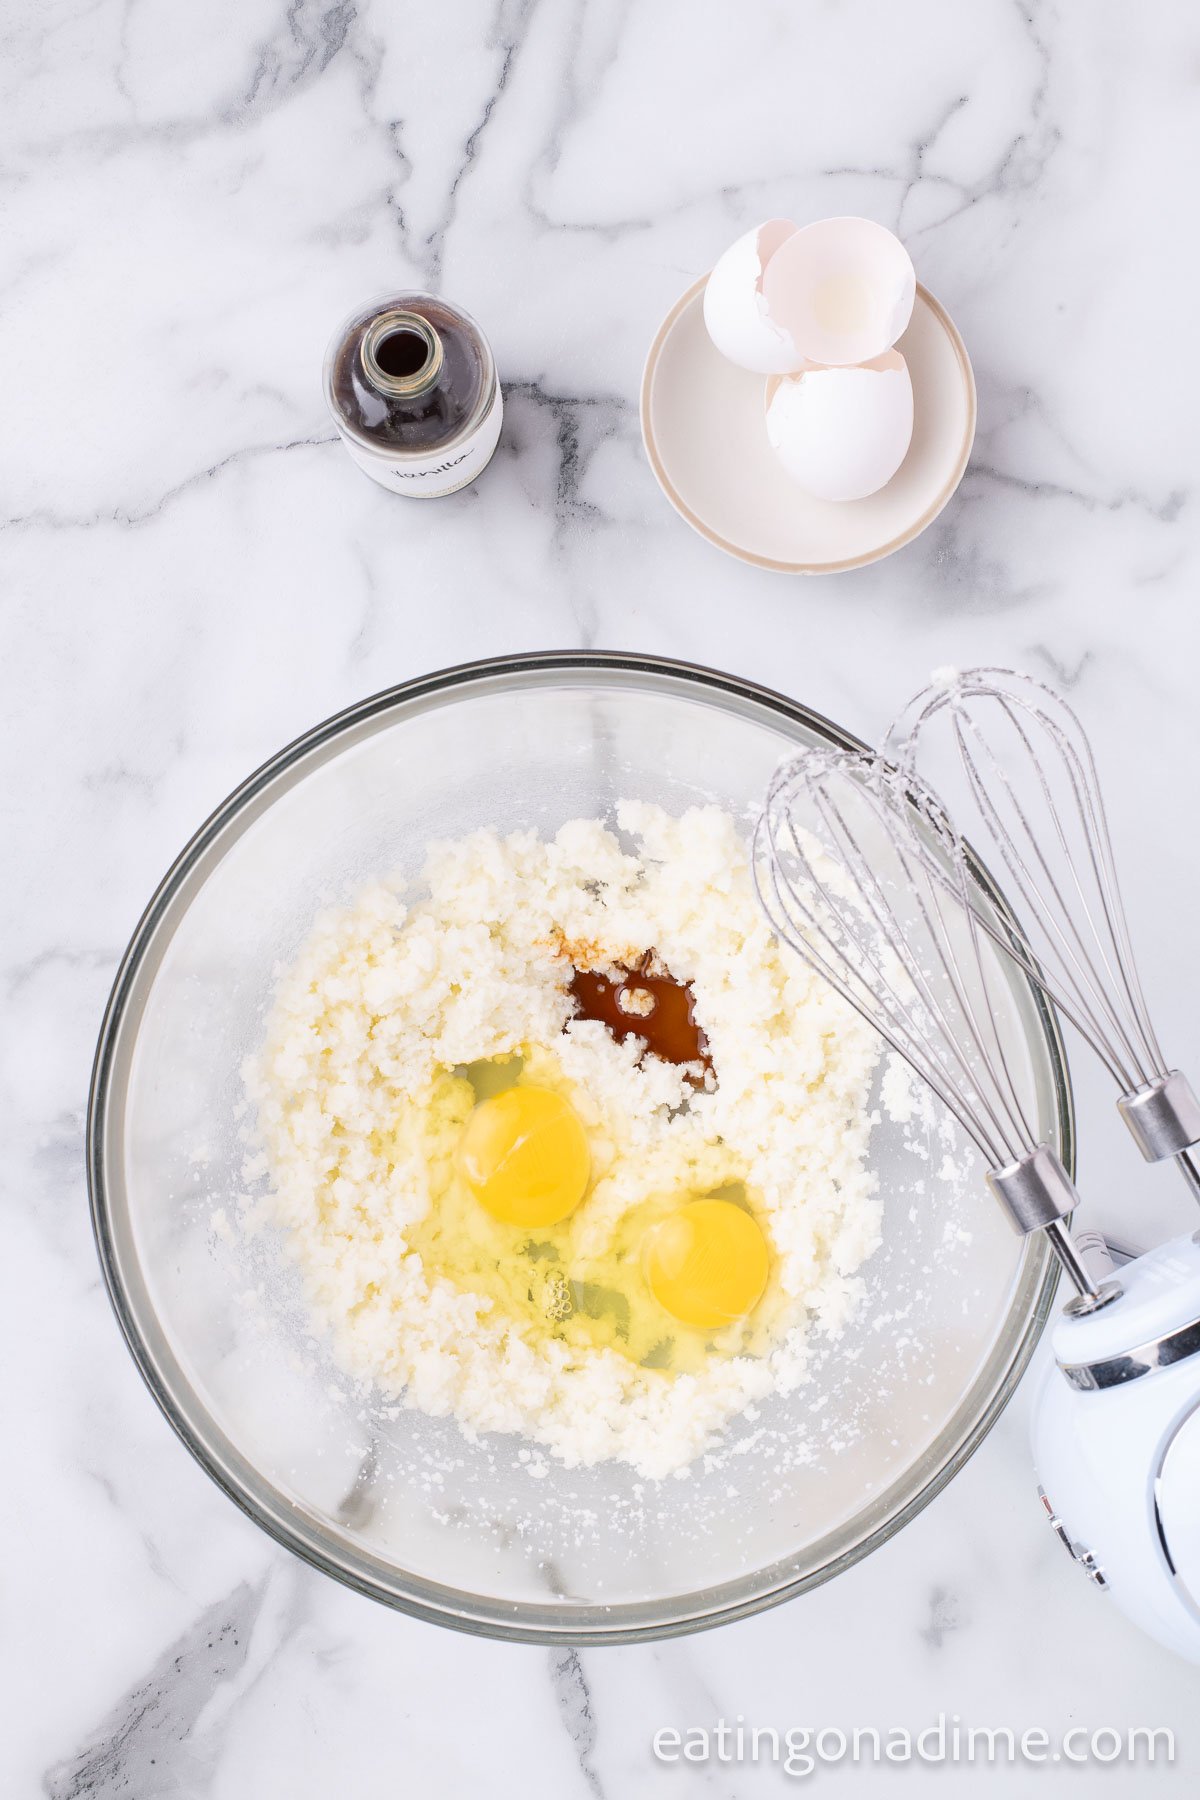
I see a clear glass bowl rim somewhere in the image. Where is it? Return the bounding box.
[87,650,1068,1645]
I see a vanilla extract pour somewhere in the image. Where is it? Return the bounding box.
[324,292,503,497]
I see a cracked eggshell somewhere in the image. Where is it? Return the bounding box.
[702,219,809,374]
[762,217,916,367]
[765,351,914,503]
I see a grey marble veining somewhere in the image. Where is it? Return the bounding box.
[5,0,1200,1793]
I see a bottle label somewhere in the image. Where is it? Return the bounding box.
[336,385,503,498]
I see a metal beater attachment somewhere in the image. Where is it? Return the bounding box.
[754,744,1116,1310]
[890,669,1200,1203]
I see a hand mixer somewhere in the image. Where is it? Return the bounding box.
[755,679,1200,1663]
[880,667,1200,1663]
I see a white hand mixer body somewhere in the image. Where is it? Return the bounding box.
[1034,1233,1200,1663]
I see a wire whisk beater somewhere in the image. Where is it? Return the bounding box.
[754,744,1111,1308]
[889,669,1200,1201]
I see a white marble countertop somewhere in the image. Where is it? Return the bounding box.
[7,0,1200,1792]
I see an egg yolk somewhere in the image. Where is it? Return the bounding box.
[460,1085,591,1227]
[642,1198,770,1330]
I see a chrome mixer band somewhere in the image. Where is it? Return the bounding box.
[1059,1314,1200,1393]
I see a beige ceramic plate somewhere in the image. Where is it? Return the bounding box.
[640,275,976,574]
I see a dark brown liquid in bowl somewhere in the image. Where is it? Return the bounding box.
[567,953,712,1082]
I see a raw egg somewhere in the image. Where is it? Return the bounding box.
[460,1085,590,1227]
[765,350,914,502]
[642,1198,770,1330]
[703,215,915,373]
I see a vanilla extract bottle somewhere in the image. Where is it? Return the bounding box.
[324,292,503,497]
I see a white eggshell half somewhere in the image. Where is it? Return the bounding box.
[702,219,810,374]
[765,351,915,503]
[762,217,916,367]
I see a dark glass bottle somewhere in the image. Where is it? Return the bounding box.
[324,293,502,497]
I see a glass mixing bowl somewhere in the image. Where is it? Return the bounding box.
[88,653,1066,1643]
